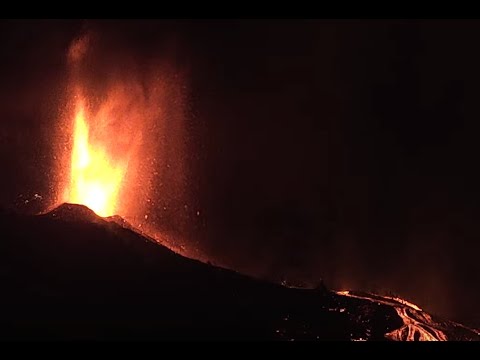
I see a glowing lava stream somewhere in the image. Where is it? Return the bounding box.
[336,290,447,341]
[66,103,127,217]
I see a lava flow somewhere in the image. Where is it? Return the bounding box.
[336,290,480,341]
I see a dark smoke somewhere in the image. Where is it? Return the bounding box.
[0,19,479,327]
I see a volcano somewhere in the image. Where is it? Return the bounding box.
[0,203,478,341]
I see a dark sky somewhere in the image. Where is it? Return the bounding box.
[0,19,479,327]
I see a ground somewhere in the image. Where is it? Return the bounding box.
[0,204,477,341]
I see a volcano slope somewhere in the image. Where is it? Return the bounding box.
[0,203,478,341]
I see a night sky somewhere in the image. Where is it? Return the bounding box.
[0,19,479,327]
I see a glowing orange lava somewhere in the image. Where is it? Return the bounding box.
[336,290,448,341]
[56,32,187,235]
[66,100,128,217]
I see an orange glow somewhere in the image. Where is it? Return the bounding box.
[335,290,447,341]
[67,101,127,217]
[54,32,189,252]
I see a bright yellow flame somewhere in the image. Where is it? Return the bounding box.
[67,104,126,217]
